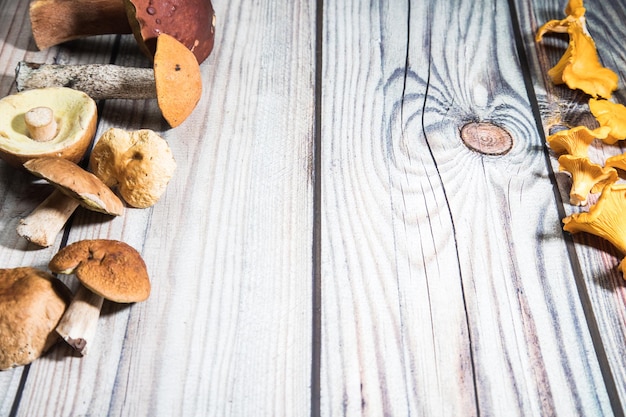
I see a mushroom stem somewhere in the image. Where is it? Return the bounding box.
[16,62,156,100]
[55,285,104,356]
[17,189,80,247]
[29,0,131,50]
[25,107,58,142]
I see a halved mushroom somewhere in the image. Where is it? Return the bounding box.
[17,157,124,248]
[90,128,176,208]
[0,87,97,168]
[0,267,72,370]
[16,34,201,128]
[50,239,151,355]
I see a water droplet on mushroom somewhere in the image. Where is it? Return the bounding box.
[147,6,156,15]
[155,18,161,24]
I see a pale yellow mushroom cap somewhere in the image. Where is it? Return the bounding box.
[0,87,97,168]
[89,128,176,208]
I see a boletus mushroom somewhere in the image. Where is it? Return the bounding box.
[17,157,124,248]
[0,267,72,370]
[90,128,176,208]
[29,0,216,64]
[16,33,202,128]
[50,239,151,355]
[0,87,97,168]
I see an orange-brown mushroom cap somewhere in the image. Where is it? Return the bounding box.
[0,267,71,370]
[49,239,150,303]
[153,33,202,127]
[23,157,124,216]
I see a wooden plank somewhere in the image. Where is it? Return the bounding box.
[515,0,626,412]
[0,0,315,416]
[321,0,614,415]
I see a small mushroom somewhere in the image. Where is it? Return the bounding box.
[563,182,626,278]
[589,98,626,144]
[546,125,610,158]
[90,128,176,208]
[0,267,72,370]
[558,154,618,206]
[0,87,97,168]
[30,0,216,64]
[536,0,618,99]
[50,239,151,355]
[16,34,202,128]
[17,157,124,248]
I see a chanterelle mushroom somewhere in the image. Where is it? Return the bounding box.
[558,154,618,206]
[90,128,176,208]
[16,34,202,128]
[0,267,72,370]
[50,239,151,355]
[0,87,97,168]
[17,157,124,248]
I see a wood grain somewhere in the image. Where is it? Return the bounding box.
[0,0,315,416]
[321,0,613,415]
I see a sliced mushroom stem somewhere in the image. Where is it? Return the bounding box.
[16,189,80,247]
[16,62,156,100]
[29,0,131,50]
[25,106,58,142]
[55,285,104,356]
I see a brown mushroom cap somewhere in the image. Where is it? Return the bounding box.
[23,157,124,216]
[89,128,176,208]
[153,33,202,127]
[49,239,150,303]
[0,87,97,168]
[0,267,72,370]
[124,0,215,64]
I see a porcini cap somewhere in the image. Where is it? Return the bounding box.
[23,157,124,216]
[153,33,202,127]
[0,87,97,168]
[90,128,176,208]
[49,239,150,303]
[125,0,215,64]
[0,267,72,370]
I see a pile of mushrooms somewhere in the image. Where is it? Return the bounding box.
[538,0,626,278]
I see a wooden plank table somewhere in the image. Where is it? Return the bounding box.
[1,0,626,415]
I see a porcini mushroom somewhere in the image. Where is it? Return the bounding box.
[563,183,626,278]
[29,0,215,64]
[17,157,124,248]
[558,154,618,206]
[0,267,72,370]
[589,98,626,144]
[50,239,151,355]
[90,128,176,208]
[16,33,202,128]
[546,125,610,158]
[0,87,97,168]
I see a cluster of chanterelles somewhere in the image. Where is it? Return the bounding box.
[0,0,211,367]
[538,0,626,278]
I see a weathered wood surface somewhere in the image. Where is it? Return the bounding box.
[1,0,626,416]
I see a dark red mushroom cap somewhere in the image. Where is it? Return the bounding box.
[125,0,216,64]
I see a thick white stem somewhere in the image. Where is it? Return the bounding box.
[55,285,104,356]
[16,189,79,247]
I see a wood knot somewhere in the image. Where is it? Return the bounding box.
[460,122,513,155]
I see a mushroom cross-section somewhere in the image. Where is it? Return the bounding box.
[0,87,97,168]
[50,239,151,355]
[0,267,72,370]
[16,34,202,128]
[17,157,124,248]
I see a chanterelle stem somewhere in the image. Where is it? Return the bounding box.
[16,189,80,247]
[15,62,156,100]
[55,285,104,356]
